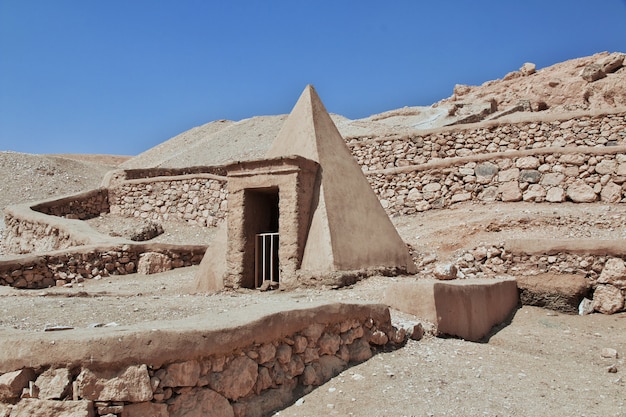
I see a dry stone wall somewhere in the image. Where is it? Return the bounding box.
[350,112,626,170]
[108,175,228,227]
[0,305,406,417]
[0,244,206,289]
[367,147,626,216]
[30,189,109,220]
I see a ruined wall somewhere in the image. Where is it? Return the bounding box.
[0,304,405,417]
[108,175,228,227]
[0,244,206,289]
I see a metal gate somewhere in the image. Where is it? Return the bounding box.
[255,232,279,288]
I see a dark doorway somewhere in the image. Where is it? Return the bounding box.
[242,188,279,288]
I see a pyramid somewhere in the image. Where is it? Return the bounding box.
[266,85,415,274]
[193,85,415,293]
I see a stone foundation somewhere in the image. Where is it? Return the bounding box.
[0,303,406,417]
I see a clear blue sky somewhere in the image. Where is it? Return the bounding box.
[1,1,625,155]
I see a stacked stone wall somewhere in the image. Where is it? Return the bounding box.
[350,112,626,170]
[367,147,626,216]
[108,175,228,227]
[30,189,109,220]
[0,244,206,289]
[0,305,405,417]
[3,213,88,254]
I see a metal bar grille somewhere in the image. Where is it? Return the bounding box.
[255,232,279,288]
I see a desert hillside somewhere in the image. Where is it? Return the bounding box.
[1,52,624,212]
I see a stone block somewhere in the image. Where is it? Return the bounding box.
[383,278,518,341]
[0,368,35,401]
[8,399,94,417]
[516,273,591,314]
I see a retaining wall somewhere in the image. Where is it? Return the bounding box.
[0,243,206,289]
[0,303,405,417]
[108,174,228,227]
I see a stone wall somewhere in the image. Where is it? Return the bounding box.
[349,111,626,170]
[108,175,228,227]
[0,243,206,289]
[367,146,626,216]
[0,303,406,417]
[30,188,109,220]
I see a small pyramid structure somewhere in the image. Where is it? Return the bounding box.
[266,85,415,274]
[193,85,415,293]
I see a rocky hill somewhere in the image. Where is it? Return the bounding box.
[119,51,626,169]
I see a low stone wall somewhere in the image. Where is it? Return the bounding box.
[0,243,206,289]
[2,205,100,255]
[367,146,626,216]
[350,110,626,170]
[0,303,406,417]
[30,188,109,220]
[108,175,228,227]
[443,239,626,314]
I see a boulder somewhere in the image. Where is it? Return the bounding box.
[137,252,172,275]
[600,182,623,203]
[516,273,591,313]
[581,64,605,82]
[593,284,625,314]
[160,360,201,388]
[499,182,522,202]
[520,62,536,76]
[128,220,164,241]
[599,52,625,74]
[545,187,566,202]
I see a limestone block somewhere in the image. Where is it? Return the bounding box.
[566,181,597,202]
[122,402,168,417]
[516,273,591,313]
[167,388,233,417]
[209,356,257,400]
[160,360,201,388]
[383,278,519,341]
[75,365,152,402]
[600,182,622,203]
[0,368,35,401]
[499,182,522,202]
[35,367,71,400]
[598,258,626,289]
[593,284,625,314]
[137,252,172,275]
[545,187,566,202]
[8,399,94,417]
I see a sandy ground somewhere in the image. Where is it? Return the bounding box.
[1,202,625,416]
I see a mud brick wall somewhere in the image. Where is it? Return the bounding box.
[0,305,406,417]
[350,112,626,170]
[0,244,206,289]
[108,175,228,227]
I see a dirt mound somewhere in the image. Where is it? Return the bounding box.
[0,152,116,211]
